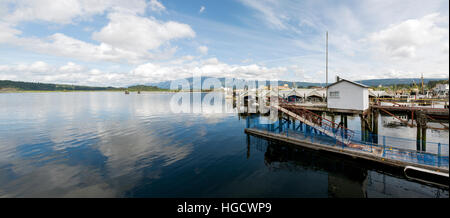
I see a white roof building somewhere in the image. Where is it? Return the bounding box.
[434,84,449,93]
[327,78,369,111]
[286,89,309,99]
[369,90,394,98]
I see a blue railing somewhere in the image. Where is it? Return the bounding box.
[246,116,449,168]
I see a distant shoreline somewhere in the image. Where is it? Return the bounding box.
[0,89,222,93]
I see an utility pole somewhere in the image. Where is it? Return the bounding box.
[326,31,328,87]
[421,73,424,95]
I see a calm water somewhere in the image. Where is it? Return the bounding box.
[0,92,448,198]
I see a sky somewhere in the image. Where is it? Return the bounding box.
[0,0,448,87]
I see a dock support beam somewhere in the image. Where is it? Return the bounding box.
[372,109,379,144]
[416,120,421,151]
[416,110,428,152]
[422,125,427,152]
[278,114,283,133]
[343,114,348,129]
[360,114,365,142]
[331,113,335,129]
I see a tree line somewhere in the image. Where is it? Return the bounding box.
[0,80,168,91]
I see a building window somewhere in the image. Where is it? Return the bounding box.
[329,91,339,98]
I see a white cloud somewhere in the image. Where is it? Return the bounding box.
[0,61,125,86]
[0,22,21,43]
[199,6,205,13]
[197,45,208,55]
[4,0,148,24]
[17,33,146,63]
[29,61,51,73]
[149,0,166,12]
[1,12,195,64]
[92,12,196,54]
[368,13,448,59]
[237,0,449,81]
[0,58,292,86]
[59,62,85,73]
[131,57,289,83]
[239,0,288,29]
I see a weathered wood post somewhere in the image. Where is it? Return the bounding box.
[278,113,283,133]
[416,110,422,151]
[343,114,348,139]
[365,113,371,143]
[373,109,379,144]
[416,110,427,152]
[343,114,348,129]
[331,113,335,129]
[360,114,365,142]
[438,143,441,167]
[421,114,427,152]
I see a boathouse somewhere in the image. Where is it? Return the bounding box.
[327,78,369,111]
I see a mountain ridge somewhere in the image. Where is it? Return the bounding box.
[1,77,447,91]
[146,77,448,89]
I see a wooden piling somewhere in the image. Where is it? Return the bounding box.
[331,113,335,129]
[416,120,422,151]
[343,114,348,129]
[421,115,427,152]
[372,109,379,144]
[360,114,365,142]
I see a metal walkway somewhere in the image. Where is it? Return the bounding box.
[273,104,354,145]
[247,100,449,173]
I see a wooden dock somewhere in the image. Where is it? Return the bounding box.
[243,97,449,186]
[371,105,449,119]
[245,128,449,174]
[286,104,368,115]
[272,104,353,145]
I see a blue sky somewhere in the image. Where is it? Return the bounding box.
[0,0,448,87]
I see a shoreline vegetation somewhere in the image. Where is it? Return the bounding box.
[0,80,218,93]
[1,79,448,93]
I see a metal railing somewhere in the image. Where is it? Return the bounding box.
[246,115,449,169]
[268,96,355,144]
[280,103,355,142]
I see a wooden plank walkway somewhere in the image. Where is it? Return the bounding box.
[371,105,449,117]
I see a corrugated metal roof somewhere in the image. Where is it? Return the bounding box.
[326,79,369,88]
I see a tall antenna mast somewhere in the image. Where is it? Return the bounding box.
[326,31,328,87]
[421,73,424,94]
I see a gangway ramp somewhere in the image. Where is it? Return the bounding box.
[271,103,354,146]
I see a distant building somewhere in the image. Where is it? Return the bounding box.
[369,89,394,99]
[278,84,290,90]
[307,89,326,102]
[327,78,369,111]
[433,84,449,96]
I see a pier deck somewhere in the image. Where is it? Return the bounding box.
[244,102,449,184]
[280,103,449,118]
[371,105,449,118]
[285,104,368,115]
[245,128,449,174]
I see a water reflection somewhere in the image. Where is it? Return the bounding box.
[0,92,447,197]
[246,135,448,198]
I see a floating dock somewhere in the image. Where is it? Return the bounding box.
[245,128,448,173]
[244,102,449,187]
